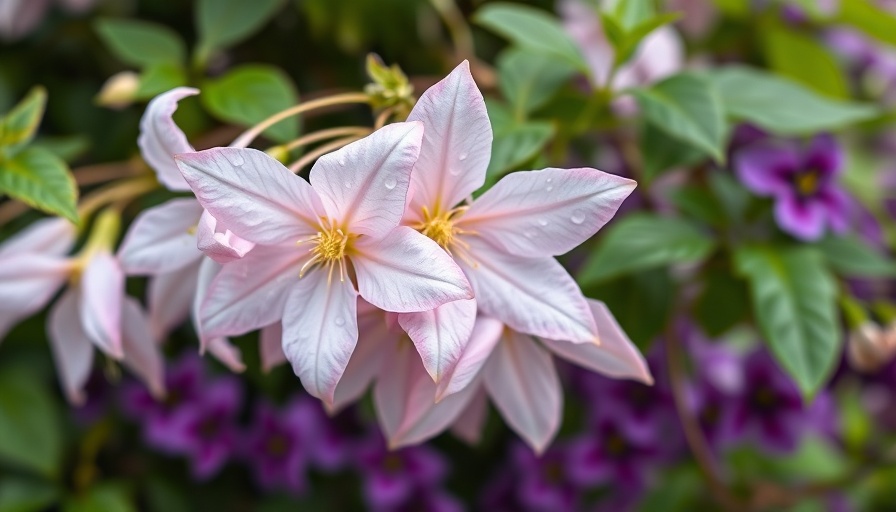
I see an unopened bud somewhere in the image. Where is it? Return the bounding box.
[265,145,290,164]
[364,53,414,117]
[96,71,140,109]
[847,322,896,373]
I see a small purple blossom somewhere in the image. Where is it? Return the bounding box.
[566,416,663,490]
[734,133,850,241]
[355,436,449,511]
[243,398,322,494]
[513,443,578,511]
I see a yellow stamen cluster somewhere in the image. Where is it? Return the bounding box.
[795,171,818,196]
[297,222,355,284]
[414,205,477,267]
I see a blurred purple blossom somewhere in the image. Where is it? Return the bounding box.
[734,133,850,240]
[355,436,450,511]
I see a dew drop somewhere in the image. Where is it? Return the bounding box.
[448,167,461,176]
[225,151,245,167]
[384,177,397,190]
[338,157,346,166]
[546,177,553,183]
[524,229,536,238]
[344,181,352,189]
[335,317,345,327]
[570,209,586,225]
[546,186,554,192]
[459,152,468,161]
[538,218,548,227]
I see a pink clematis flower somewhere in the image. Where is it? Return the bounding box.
[396,61,636,394]
[175,121,473,405]
[118,87,254,372]
[0,215,165,403]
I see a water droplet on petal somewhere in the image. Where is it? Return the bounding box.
[538,218,548,227]
[524,229,536,238]
[335,317,345,327]
[570,209,586,225]
[546,186,554,192]
[459,152,468,161]
[546,177,553,183]
[344,181,352,189]
[225,151,245,167]
[384,177,397,190]
[448,167,461,176]
[338,157,346,166]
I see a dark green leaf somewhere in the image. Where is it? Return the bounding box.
[641,122,707,181]
[579,213,716,284]
[0,478,59,512]
[94,19,186,68]
[631,73,727,162]
[33,136,90,163]
[0,147,78,223]
[709,66,878,134]
[196,0,284,60]
[484,101,554,183]
[760,25,847,99]
[0,368,63,478]
[589,268,675,349]
[474,3,590,75]
[669,186,727,226]
[614,13,681,65]
[497,48,575,118]
[606,0,656,29]
[694,266,750,336]
[144,479,189,512]
[0,86,46,151]
[815,235,896,277]
[135,65,188,100]
[201,65,299,143]
[734,245,840,398]
[63,484,135,512]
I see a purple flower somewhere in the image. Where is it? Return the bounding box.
[734,133,850,240]
[387,489,464,512]
[355,436,448,511]
[732,349,836,453]
[566,416,662,490]
[512,443,578,511]
[120,354,205,453]
[243,398,322,494]
[168,376,243,480]
[686,329,745,450]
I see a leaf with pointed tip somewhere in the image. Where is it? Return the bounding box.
[0,147,78,223]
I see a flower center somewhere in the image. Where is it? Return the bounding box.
[414,205,477,266]
[297,221,356,282]
[794,170,819,196]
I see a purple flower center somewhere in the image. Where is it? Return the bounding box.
[793,169,820,197]
[198,417,220,439]
[542,461,565,484]
[266,434,289,457]
[749,386,779,412]
[382,454,404,473]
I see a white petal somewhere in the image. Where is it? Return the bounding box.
[148,260,200,339]
[121,297,166,399]
[398,298,476,383]
[79,251,124,358]
[450,387,489,445]
[0,217,76,257]
[310,122,423,238]
[282,270,359,405]
[0,254,71,338]
[328,306,389,414]
[206,337,246,373]
[462,167,635,257]
[406,60,493,213]
[118,198,204,275]
[138,87,198,191]
[483,331,562,454]
[195,210,255,264]
[434,314,504,401]
[47,289,95,405]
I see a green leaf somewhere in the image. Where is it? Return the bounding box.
[497,48,575,118]
[579,213,716,284]
[33,136,90,163]
[611,13,681,65]
[709,66,878,135]
[474,3,590,75]
[0,147,78,223]
[589,268,675,349]
[605,0,656,29]
[94,19,186,68]
[734,245,840,398]
[201,65,299,143]
[63,484,135,512]
[815,235,896,277]
[641,122,707,181]
[195,0,284,61]
[630,73,727,162]
[669,185,727,226]
[484,101,554,183]
[0,478,59,512]
[135,64,188,100]
[694,266,750,336]
[0,368,63,478]
[710,0,750,16]
[760,25,847,99]
[0,86,46,151]
[838,0,896,46]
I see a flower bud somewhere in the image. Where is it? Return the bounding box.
[847,322,896,373]
[364,53,414,117]
[96,71,140,110]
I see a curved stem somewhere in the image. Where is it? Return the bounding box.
[374,107,396,130]
[231,93,370,149]
[287,135,363,173]
[77,175,159,220]
[280,126,371,153]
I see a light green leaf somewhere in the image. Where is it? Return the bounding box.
[474,3,590,75]
[497,48,575,118]
[641,122,707,181]
[196,0,284,61]
[201,65,299,143]
[484,101,554,183]
[0,368,63,478]
[0,86,46,151]
[734,245,840,398]
[579,213,716,284]
[607,12,681,65]
[815,235,896,277]
[0,147,78,223]
[631,72,726,162]
[94,19,186,68]
[135,64,188,100]
[709,66,878,134]
[0,478,59,512]
[838,0,896,46]
[63,484,135,512]
[605,0,656,29]
[760,25,847,99]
